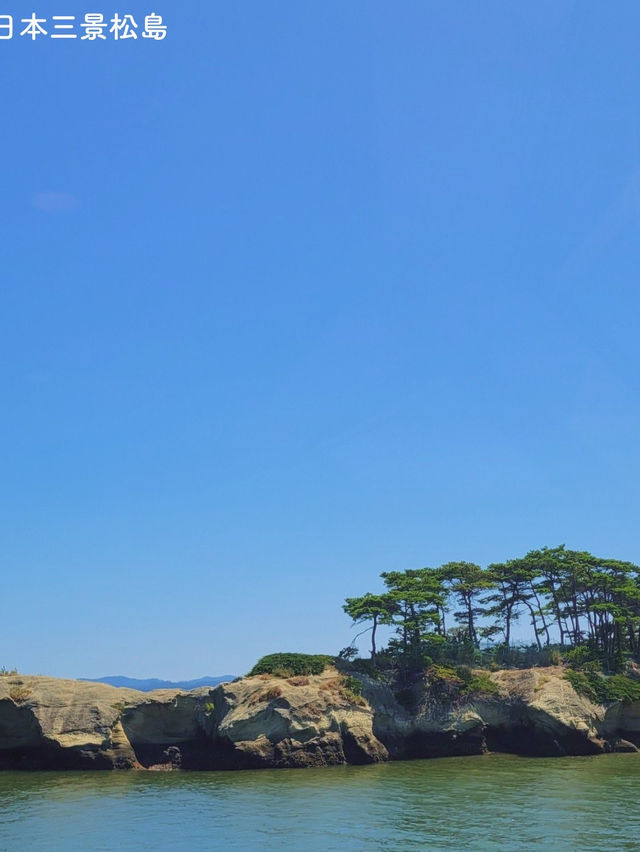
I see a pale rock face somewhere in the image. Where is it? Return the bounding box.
[1,665,639,770]
[359,666,609,758]
[0,676,135,754]
[210,668,388,768]
[0,676,209,768]
[484,667,605,746]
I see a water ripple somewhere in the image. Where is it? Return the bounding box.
[0,754,639,851]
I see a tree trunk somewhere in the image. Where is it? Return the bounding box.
[530,586,551,646]
[525,602,542,650]
[371,615,377,661]
[467,595,476,646]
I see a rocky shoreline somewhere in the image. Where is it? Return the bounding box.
[1,666,639,771]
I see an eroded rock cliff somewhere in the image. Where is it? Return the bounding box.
[1,665,638,770]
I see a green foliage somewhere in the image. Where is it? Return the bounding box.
[491,644,548,669]
[343,675,363,696]
[204,701,215,715]
[381,568,447,668]
[384,638,565,672]
[351,658,382,679]
[441,561,493,647]
[249,653,334,678]
[564,669,640,703]
[603,675,640,702]
[427,664,500,697]
[465,672,500,696]
[343,593,396,660]
[564,645,594,669]
[428,665,463,686]
[564,670,601,702]
[339,675,366,706]
[343,543,640,677]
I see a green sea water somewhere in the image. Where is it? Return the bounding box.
[1,754,639,851]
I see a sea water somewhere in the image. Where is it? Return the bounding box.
[1,753,639,850]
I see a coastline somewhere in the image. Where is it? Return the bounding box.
[1,664,639,771]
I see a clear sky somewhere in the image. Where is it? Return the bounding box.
[2,1,640,678]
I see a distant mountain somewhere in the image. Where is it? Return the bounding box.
[81,675,235,692]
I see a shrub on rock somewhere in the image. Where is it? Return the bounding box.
[248,653,334,678]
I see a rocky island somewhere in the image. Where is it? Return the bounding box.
[6,544,640,771]
[1,660,639,771]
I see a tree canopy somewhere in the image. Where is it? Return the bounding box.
[343,545,640,674]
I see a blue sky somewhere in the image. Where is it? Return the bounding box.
[2,1,640,678]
